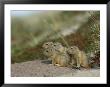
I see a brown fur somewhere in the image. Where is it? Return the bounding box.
[67,46,89,68]
[42,42,54,49]
[43,42,70,67]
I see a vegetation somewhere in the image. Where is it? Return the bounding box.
[11,11,100,63]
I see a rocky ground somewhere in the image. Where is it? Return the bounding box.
[11,60,100,77]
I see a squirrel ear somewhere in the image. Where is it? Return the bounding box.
[50,42,53,44]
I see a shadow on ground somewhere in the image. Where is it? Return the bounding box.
[41,60,52,64]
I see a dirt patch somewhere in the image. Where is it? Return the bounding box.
[11,60,100,77]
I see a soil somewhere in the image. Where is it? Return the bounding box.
[11,59,100,77]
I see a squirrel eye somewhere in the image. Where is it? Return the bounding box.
[46,50,48,52]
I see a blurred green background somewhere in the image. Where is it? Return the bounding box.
[11,11,100,63]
